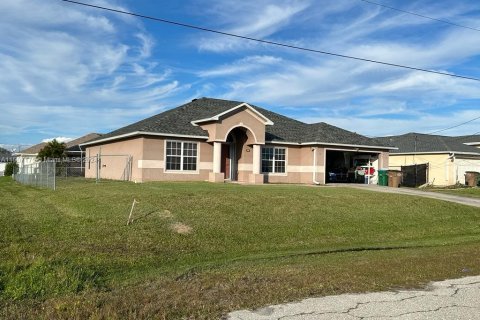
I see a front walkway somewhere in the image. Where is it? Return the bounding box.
[227,276,480,319]
[331,184,480,208]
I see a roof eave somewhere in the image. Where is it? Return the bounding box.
[392,151,480,156]
[191,102,274,126]
[267,140,395,150]
[80,131,209,147]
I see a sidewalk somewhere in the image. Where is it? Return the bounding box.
[332,184,480,208]
[227,276,480,319]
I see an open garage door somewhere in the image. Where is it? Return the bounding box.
[325,150,380,184]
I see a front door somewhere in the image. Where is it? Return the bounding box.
[221,143,237,180]
[221,144,231,180]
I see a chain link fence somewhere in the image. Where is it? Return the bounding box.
[13,155,132,190]
[14,161,57,190]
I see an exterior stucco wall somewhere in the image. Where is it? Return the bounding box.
[263,145,326,184]
[388,153,454,186]
[378,151,389,169]
[237,142,254,182]
[140,137,211,182]
[200,108,266,144]
[83,135,390,185]
[85,137,143,181]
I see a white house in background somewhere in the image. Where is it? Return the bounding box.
[15,133,102,169]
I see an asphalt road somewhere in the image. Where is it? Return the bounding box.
[227,276,480,319]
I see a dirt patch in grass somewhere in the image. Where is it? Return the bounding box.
[171,222,193,234]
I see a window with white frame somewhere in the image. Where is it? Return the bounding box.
[261,146,286,173]
[166,141,198,171]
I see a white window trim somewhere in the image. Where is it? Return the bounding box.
[261,146,288,175]
[164,140,200,174]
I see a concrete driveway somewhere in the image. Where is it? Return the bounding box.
[333,184,480,208]
[227,276,480,319]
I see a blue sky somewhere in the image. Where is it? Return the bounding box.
[1,0,479,150]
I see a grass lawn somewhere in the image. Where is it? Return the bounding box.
[1,177,480,319]
[428,187,480,199]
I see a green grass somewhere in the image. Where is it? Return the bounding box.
[1,177,480,319]
[428,187,480,199]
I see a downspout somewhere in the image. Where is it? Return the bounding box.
[312,147,321,185]
[445,153,455,183]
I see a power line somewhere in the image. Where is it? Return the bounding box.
[359,0,480,32]
[366,118,480,139]
[60,0,480,82]
[427,116,480,134]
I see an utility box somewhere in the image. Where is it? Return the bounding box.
[464,171,480,187]
[388,170,402,188]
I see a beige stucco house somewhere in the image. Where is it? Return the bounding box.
[81,98,392,184]
[378,133,480,186]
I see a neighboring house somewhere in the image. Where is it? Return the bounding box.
[81,97,392,184]
[15,133,102,169]
[377,133,480,186]
[0,147,13,176]
[456,134,480,149]
[15,142,47,169]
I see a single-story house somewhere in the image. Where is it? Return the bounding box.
[15,133,102,169]
[377,133,480,186]
[81,97,392,184]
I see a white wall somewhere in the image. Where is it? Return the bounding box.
[455,158,480,184]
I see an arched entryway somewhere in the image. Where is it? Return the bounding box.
[221,127,249,181]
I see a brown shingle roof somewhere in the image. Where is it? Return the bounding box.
[19,133,102,154]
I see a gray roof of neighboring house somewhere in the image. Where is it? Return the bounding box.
[376,133,480,154]
[454,134,480,145]
[88,97,392,148]
[65,133,103,152]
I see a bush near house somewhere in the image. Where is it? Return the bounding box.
[36,139,66,160]
[1,178,480,319]
[4,162,18,176]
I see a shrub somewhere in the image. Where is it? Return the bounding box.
[4,162,18,176]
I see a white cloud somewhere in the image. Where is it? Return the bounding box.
[193,0,480,138]
[198,55,282,77]
[0,0,182,143]
[195,0,311,52]
[302,109,480,138]
[42,137,73,143]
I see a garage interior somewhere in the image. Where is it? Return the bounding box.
[325,150,379,184]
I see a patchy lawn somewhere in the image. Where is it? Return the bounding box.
[428,187,480,199]
[1,177,480,319]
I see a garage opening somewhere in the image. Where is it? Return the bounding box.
[325,150,379,184]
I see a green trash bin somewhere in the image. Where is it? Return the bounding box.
[378,169,388,186]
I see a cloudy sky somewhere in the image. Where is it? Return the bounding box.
[1,0,479,149]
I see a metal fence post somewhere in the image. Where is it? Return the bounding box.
[53,161,56,191]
